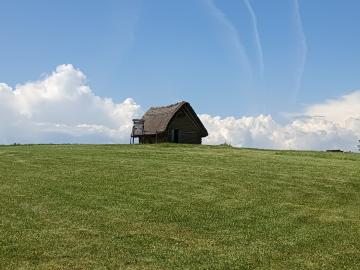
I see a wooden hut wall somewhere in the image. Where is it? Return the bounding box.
[140,134,167,144]
[166,108,202,144]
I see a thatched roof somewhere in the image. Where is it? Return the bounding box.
[134,101,208,137]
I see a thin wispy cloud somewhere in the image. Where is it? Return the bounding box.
[204,0,252,76]
[244,0,264,77]
[293,0,308,101]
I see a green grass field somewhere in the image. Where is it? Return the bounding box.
[0,144,359,269]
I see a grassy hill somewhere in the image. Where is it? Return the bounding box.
[0,144,359,269]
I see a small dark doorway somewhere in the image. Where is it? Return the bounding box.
[173,129,179,143]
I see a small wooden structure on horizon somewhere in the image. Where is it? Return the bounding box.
[131,101,208,144]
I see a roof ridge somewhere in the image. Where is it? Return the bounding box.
[149,101,186,110]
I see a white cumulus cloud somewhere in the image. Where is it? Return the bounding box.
[200,91,360,151]
[305,91,360,125]
[1,65,359,151]
[0,64,141,144]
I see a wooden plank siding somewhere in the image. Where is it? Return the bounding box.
[167,108,202,144]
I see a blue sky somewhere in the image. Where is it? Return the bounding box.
[2,0,360,116]
[1,0,360,149]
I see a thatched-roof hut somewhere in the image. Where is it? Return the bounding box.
[131,101,208,144]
